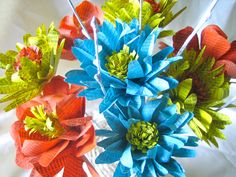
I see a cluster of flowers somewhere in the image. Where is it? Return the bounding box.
[0,0,235,177]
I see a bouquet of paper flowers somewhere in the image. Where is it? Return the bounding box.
[0,0,235,176]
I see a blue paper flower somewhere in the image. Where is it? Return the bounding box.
[65,19,181,112]
[96,95,198,177]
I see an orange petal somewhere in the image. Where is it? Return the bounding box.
[57,95,85,121]
[76,126,96,157]
[38,141,69,167]
[201,25,230,59]
[215,60,236,77]
[22,139,60,156]
[73,1,103,27]
[173,26,199,53]
[61,48,76,60]
[219,41,236,62]
[63,156,87,177]
[43,76,69,96]
[61,116,92,126]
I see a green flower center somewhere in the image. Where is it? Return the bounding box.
[105,45,138,81]
[24,105,64,139]
[126,121,159,153]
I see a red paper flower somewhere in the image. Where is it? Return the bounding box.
[173,25,236,77]
[59,0,103,60]
[11,76,99,177]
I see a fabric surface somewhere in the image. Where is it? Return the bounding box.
[0,0,236,177]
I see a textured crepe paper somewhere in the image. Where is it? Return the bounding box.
[173,25,236,77]
[11,76,98,177]
[65,19,182,113]
[59,0,103,60]
[96,95,198,177]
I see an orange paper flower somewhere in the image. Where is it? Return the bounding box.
[11,76,99,177]
[173,25,236,77]
[59,0,103,60]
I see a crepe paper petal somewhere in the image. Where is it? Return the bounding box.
[61,116,92,126]
[97,96,198,177]
[152,46,174,63]
[163,159,185,177]
[114,162,131,177]
[219,41,236,62]
[96,129,117,137]
[201,25,231,59]
[120,145,133,168]
[173,26,199,53]
[59,1,103,60]
[66,19,180,112]
[173,148,196,158]
[215,60,236,77]
[0,23,63,111]
[11,77,96,177]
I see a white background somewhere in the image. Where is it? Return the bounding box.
[0,0,236,177]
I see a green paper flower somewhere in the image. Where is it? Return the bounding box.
[0,23,64,111]
[102,0,186,37]
[167,48,231,147]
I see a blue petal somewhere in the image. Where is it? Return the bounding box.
[126,80,141,95]
[152,46,174,63]
[127,60,145,79]
[148,144,172,163]
[97,135,121,148]
[95,150,122,164]
[103,109,127,133]
[147,162,158,177]
[158,135,185,150]
[153,160,168,176]
[79,88,103,100]
[141,97,168,122]
[113,162,131,177]
[65,70,94,85]
[96,129,117,137]
[99,88,123,113]
[128,106,142,120]
[162,158,185,177]
[120,145,133,168]
[185,136,199,147]
[173,148,196,158]
[72,47,94,68]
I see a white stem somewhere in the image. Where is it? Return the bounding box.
[176,0,219,56]
[66,0,91,39]
[217,96,236,111]
[91,17,106,95]
[139,0,143,30]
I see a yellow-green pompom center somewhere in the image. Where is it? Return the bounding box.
[126,121,159,153]
[105,45,138,81]
[24,105,64,139]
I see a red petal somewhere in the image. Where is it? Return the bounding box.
[38,141,69,167]
[57,95,85,121]
[201,25,230,59]
[215,60,236,77]
[63,156,87,177]
[219,41,236,62]
[61,116,92,126]
[76,126,96,157]
[61,48,76,60]
[22,139,61,156]
[43,76,69,96]
[173,26,199,53]
[73,1,103,27]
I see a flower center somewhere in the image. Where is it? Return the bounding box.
[14,46,42,70]
[182,72,209,102]
[24,105,64,139]
[105,45,138,81]
[126,121,159,153]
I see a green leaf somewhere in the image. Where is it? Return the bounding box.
[189,120,202,139]
[191,117,207,133]
[158,30,175,38]
[184,93,197,112]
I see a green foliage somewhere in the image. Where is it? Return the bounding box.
[24,105,64,138]
[102,0,185,37]
[167,49,231,147]
[0,23,64,111]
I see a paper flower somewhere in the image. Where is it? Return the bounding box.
[96,95,198,177]
[59,0,103,60]
[173,25,236,77]
[11,76,98,177]
[66,19,181,113]
[0,23,64,111]
[102,0,186,37]
[167,27,232,146]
